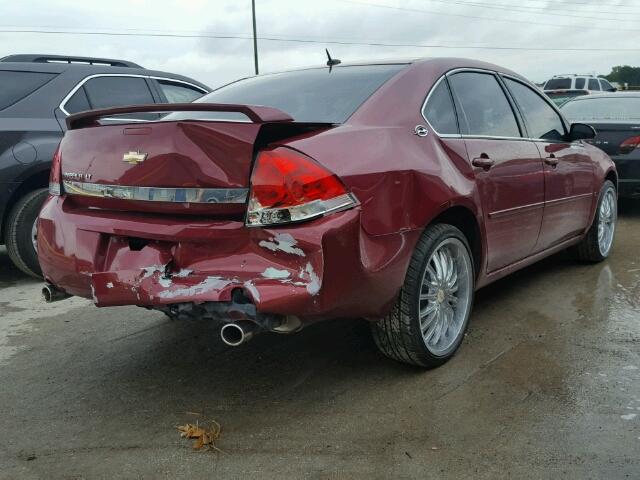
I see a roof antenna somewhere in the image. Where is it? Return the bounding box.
[326,49,341,72]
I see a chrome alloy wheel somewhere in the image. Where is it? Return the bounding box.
[418,238,473,356]
[597,187,616,257]
[31,217,38,253]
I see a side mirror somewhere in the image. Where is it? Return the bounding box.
[567,123,596,141]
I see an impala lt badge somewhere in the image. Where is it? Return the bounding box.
[123,151,148,165]
[62,172,92,181]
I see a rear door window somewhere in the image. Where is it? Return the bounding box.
[448,72,520,137]
[423,80,458,134]
[545,78,571,90]
[588,78,601,91]
[574,78,585,89]
[156,80,205,103]
[83,76,154,108]
[0,70,57,110]
[504,78,566,141]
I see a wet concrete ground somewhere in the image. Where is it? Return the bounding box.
[0,201,638,479]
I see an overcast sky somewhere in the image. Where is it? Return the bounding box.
[1,0,639,89]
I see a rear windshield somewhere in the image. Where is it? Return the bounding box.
[544,78,572,90]
[169,64,405,123]
[0,70,57,110]
[561,96,640,121]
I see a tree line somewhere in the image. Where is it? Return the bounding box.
[604,66,640,86]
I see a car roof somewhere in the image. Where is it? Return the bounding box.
[0,53,142,68]
[245,57,526,82]
[0,62,210,91]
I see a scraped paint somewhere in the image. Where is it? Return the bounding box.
[304,263,320,295]
[106,282,114,289]
[140,265,166,279]
[243,280,261,302]
[621,413,637,420]
[174,269,193,278]
[157,277,230,299]
[261,267,291,280]
[259,233,305,257]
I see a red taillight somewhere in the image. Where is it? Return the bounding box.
[246,147,357,226]
[49,146,62,196]
[619,135,640,155]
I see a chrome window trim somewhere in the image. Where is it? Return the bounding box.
[62,180,248,204]
[423,67,526,140]
[423,68,581,144]
[59,73,208,116]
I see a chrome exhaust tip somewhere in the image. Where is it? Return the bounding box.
[220,321,257,347]
[42,283,70,303]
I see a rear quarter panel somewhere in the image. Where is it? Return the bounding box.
[282,60,484,237]
[283,125,479,237]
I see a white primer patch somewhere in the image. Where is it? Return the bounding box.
[174,269,193,278]
[157,277,230,299]
[304,263,320,296]
[621,413,637,421]
[158,277,173,288]
[106,282,114,289]
[243,280,261,302]
[140,265,166,279]
[261,267,291,280]
[259,233,305,257]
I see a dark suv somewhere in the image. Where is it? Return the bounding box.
[0,54,210,277]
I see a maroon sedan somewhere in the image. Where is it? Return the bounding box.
[38,58,617,368]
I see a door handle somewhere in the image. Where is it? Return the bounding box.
[472,154,494,170]
[544,154,559,167]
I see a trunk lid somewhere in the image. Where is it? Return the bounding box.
[59,103,327,216]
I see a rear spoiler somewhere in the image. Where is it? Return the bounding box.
[66,103,294,130]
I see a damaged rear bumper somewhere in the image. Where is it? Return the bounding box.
[38,196,418,326]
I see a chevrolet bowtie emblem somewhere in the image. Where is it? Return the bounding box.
[122,151,148,165]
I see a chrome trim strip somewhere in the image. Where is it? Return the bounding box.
[63,181,248,204]
[544,192,594,206]
[245,193,358,227]
[489,201,545,219]
[59,74,208,116]
[489,192,594,219]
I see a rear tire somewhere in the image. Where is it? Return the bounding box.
[371,224,475,368]
[574,180,617,262]
[4,188,48,278]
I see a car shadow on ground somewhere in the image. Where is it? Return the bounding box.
[0,246,40,287]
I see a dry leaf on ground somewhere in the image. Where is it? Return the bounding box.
[177,420,222,452]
